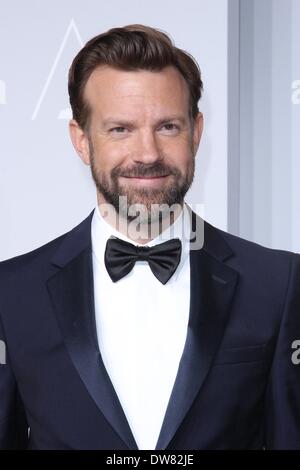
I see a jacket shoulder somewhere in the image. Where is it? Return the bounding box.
[207,221,300,273]
[0,210,94,277]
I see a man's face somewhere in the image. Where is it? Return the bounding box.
[70,65,203,224]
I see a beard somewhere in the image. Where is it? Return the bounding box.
[88,137,195,226]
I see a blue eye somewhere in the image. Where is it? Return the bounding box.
[162,123,178,131]
[110,127,127,133]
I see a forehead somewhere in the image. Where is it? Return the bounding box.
[83,65,190,116]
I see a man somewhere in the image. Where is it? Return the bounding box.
[0,24,299,450]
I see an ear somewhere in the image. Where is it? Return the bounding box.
[192,112,204,156]
[68,119,91,166]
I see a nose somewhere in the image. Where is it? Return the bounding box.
[133,129,163,164]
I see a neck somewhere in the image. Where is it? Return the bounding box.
[97,193,184,245]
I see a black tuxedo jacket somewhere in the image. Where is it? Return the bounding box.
[0,208,299,450]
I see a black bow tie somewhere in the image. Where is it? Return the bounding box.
[104,236,182,284]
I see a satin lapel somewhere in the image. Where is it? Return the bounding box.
[46,213,138,450]
[155,209,239,450]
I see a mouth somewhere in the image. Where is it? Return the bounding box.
[120,175,171,185]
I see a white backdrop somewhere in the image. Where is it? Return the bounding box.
[0,0,229,261]
[238,0,300,253]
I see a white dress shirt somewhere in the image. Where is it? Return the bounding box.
[91,201,191,450]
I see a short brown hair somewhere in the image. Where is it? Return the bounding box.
[68,24,203,131]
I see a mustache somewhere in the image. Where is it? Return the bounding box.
[113,163,178,178]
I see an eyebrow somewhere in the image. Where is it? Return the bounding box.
[101,116,188,128]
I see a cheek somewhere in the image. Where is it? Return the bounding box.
[93,140,129,169]
[164,140,193,165]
